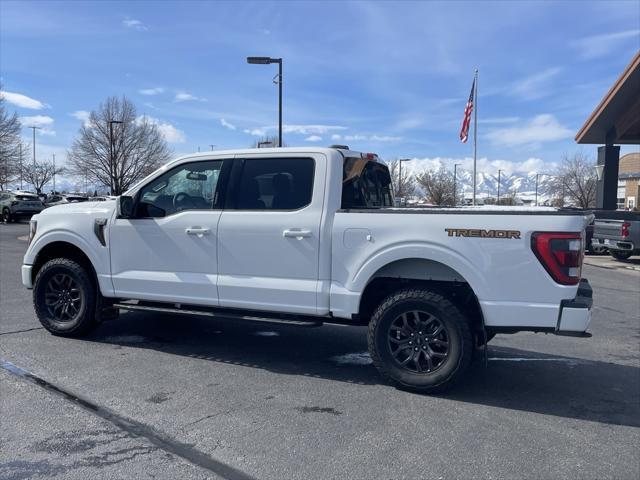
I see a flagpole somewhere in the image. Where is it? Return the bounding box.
[473,68,478,206]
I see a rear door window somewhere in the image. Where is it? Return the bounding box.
[234,158,314,210]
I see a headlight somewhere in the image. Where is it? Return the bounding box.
[28,220,37,245]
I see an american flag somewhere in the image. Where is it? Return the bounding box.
[459,78,475,143]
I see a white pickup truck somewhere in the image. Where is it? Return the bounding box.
[22,147,594,392]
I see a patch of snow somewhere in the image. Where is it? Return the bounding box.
[331,352,373,365]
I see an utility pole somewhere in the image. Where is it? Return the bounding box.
[108,120,123,195]
[52,153,56,193]
[453,163,461,206]
[209,144,216,151]
[497,169,503,204]
[535,173,541,207]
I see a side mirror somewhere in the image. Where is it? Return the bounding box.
[117,195,135,218]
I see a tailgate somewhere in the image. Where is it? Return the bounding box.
[593,219,624,240]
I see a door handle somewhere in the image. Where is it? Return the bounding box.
[283,229,312,239]
[185,227,211,236]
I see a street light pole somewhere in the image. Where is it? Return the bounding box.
[535,173,541,207]
[108,120,123,195]
[497,169,503,204]
[19,143,23,190]
[209,144,216,151]
[247,56,283,147]
[52,153,56,193]
[29,126,40,168]
[453,163,461,206]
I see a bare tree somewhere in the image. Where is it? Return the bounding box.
[67,96,172,195]
[23,160,64,195]
[251,135,287,148]
[0,91,22,190]
[551,152,597,209]
[386,159,416,197]
[416,167,455,206]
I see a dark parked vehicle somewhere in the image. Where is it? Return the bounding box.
[0,191,45,223]
[592,211,640,260]
[45,194,89,207]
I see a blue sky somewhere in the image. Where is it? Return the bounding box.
[1,0,639,183]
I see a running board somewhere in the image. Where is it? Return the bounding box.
[113,302,323,327]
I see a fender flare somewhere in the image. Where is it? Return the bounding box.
[349,242,488,300]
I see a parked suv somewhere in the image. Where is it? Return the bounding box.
[1,191,44,223]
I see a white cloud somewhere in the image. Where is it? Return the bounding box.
[138,115,186,143]
[123,18,149,31]
[1,91,47,109]
[485,114,573,148]
[478,117,519,125]
[139,87,164,95]
[220,118,236,130]
[510,67,562,100]
[70,110,91,127]
[332,133,401,142]
[572,29,640,60]
[244,128,267,136]
[20,114,55,135]
[244,124,347,136]
[305,135,322,142]
[175,91,206,102]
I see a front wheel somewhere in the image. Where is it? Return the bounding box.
[368,289,473,393]
[2,208,13,223]
[610,250,632,261]
[33,258,99,336]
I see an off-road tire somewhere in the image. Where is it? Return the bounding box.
[610,249,632,261]
[33,258,99,336]
[368,288,473,393]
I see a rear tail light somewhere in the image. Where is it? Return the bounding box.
[531,232,583,285]
[622,222,630,238]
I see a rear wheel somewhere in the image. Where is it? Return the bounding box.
[368,289,473,393]
[610,250,632,261]
[33,258,100,336]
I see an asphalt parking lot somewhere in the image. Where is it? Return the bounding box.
[1,221,639,480]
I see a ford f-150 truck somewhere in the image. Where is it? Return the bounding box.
[22,147,594,392]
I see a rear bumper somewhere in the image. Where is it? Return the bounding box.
[556,279,592,335]
[592,238,635,251]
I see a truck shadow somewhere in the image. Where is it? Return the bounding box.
[88,311,639,428]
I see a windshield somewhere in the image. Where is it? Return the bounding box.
[341,157,393,209]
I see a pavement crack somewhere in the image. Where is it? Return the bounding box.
[0,326,44,336]
[1,358,257,480]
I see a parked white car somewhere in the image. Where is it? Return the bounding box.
[22,147,594,392]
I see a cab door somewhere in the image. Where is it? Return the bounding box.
[109,158,230,306]
[217,154,326,315]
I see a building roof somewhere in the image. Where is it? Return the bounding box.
[576,51,640,145]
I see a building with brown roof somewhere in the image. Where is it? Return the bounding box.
[576,51,640,210]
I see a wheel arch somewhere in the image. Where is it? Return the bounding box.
[32,241,99,290]
[356,257,485,336]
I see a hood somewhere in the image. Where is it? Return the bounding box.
[36,200,116,218]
